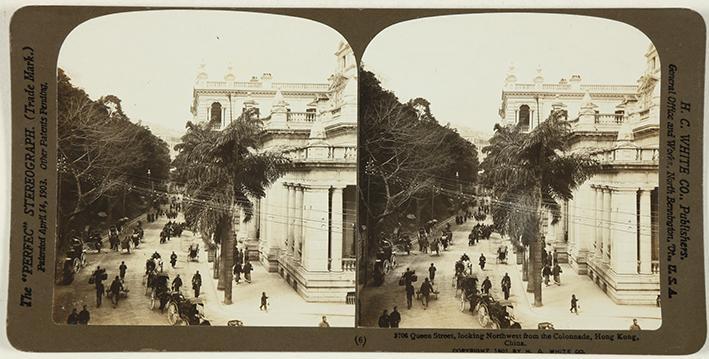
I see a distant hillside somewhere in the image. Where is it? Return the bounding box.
[138,120,185,159]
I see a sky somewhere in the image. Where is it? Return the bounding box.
[362,13,654,137]
[59,10,346,134]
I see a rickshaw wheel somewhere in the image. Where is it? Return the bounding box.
[390,254,397,269]
[382,260,391,275]
[459,295,467,312]
[478,305,490,327]
[167,302,181,325]
[149,292,157,310]
[72,258,82,273]
[490,319,501,329]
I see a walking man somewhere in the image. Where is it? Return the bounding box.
[242,261,253,283]
[78,305,90,325]
[405,283,415,309]
[482,276,492,295]
[543,264,552,287]
[389,306,401,328]
[378,310,390,328]
[501,272,512,300]
[170,251,178,269]
[552,263,563,285]
[109,276,123,308]
[234,262,242,284]
[119,261,127,280]
[479,253,486,271]
[260,292,269,312]
[420,278,433,309]
[67,308,79,324]
[172,274,183,293]
[570,294,580,314]
[428,263,437,285]
[191,270,202,298]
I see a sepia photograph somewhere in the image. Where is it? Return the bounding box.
[53,10,357,327]
[357,13,661,330]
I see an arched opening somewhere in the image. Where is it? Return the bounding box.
[518,105,530,128]
[210,102,222,126]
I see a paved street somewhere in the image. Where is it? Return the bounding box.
[53,213,355,327]
[359,218,662,330]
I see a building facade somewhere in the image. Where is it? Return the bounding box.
[191,42,357,302]
[499,45,660,304]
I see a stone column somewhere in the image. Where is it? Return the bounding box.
[567,199,575,253]
[302,186,329,272]
[284,184,291,252]
[594,187,603,258]
[286,185,295,256]
[295,186,304,261]
[611,189,638,274]
[639,189,652,274]
[602,188,612,263]
[330,187,344,272]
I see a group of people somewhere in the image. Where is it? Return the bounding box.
[89,265,126,308]
[160,221,184,243]
[232,247,254,284]
[541,248,563,286]
[400,267,436,310]
[66,305,91,325]
[377,306,402,328]
[467,223,494,246]
[416,226,454,255]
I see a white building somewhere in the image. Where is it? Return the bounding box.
[191,42,357,302]
[499,45,660,304]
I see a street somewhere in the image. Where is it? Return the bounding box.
[53,213,355,327]
[359,218,662,330]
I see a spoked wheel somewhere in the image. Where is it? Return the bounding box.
[149,291,157,310]
[382,260,391,275]
[490,319,501,329]
[478,305,490,327]
[390,254,397,270]
[459,295,467,312]
[73,258,82,274]
[166,302,182,325]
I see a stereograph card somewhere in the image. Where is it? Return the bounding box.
[4,4,707,354]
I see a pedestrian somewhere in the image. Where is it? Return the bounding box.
[629,318,641,330]
[172,274,183,293]
[242,260,253,283]
[260,292,269,312]
[192,270,202,298]
[656,295,661,307]
[389,306,401,328]
[119,261,127,280]
[109,276,123,308]
[552,249,558,267]
[552,263,563,285]
[482,276,492,294]
[405,283,415,309]
[541,250,548,267]
[570,294,580,314]
[319,316,330,328]
[543,264,552,286]
[501,272,512,300]
[92,267,106,308]
[233,262,242,284]
[479,253,486,271]
[67,308,79,324]
[420,278,433,309]
[377,310,390,328]
[170,251,177,268]
[78,305,90,325]
[428,263,437,285]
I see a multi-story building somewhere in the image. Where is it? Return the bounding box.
[498,45,660,304]
[190,41,357,302]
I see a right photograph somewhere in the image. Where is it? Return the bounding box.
[357,13,661,330]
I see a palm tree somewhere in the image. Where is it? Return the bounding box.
[172,109,290,304]
[481,110,597,306]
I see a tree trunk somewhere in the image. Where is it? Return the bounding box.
[212,247,219,279]
[217,246,225,289]
[530,239,543,306]
[222,215,234,304]
[522,245,529,282]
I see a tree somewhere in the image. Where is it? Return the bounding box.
[172,109,289,304]
[481,110,597,306]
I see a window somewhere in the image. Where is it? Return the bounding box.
[518,105,530,128]
[210,102,222,126]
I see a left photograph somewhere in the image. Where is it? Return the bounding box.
[53,10,357,327]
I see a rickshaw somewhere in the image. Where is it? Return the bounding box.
[457,274,479,311]
[496,245,508,264]
[476,295,522,329]
[120,235,132,253]
[188,243,200,262]
[166,294,211,326]
[149,272,171,311]
[375,239,396,275]
[60,237,87,284]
